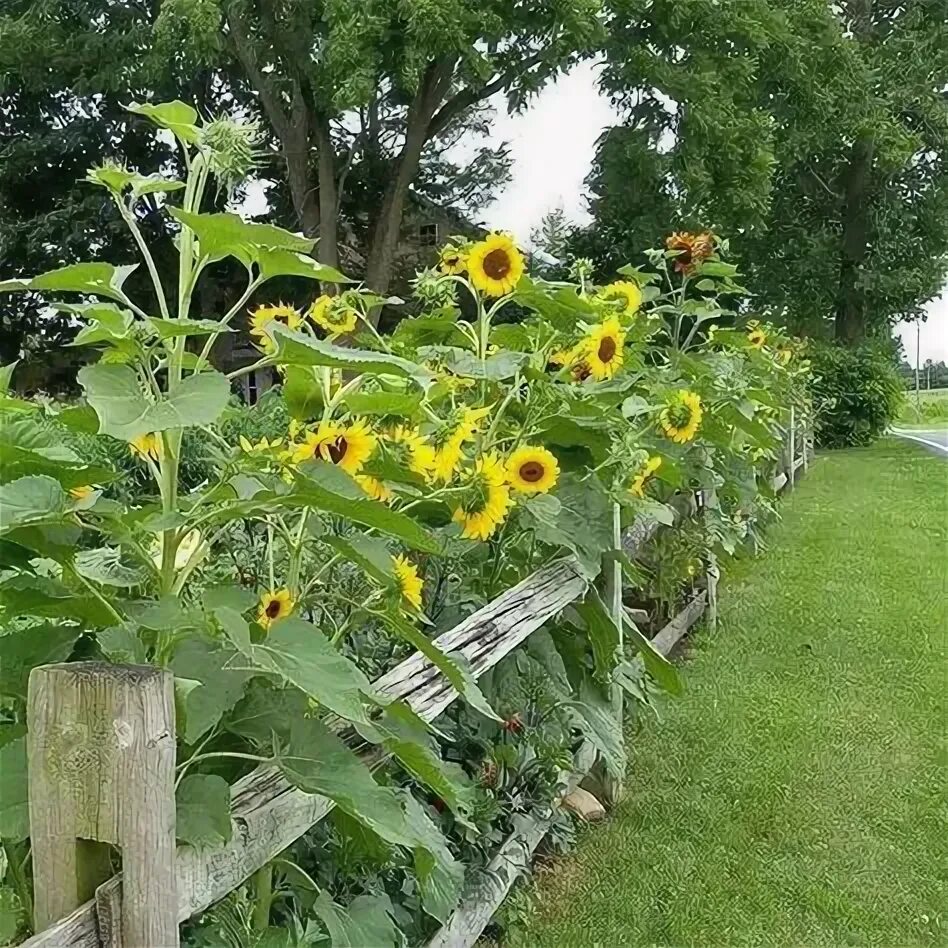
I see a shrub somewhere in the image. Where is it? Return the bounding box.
[808,340,904,448]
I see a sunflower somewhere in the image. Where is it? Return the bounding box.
[506,445,559,494]
[777,346,792,365]
[747,327,767,349]
[292,418,376,475]
[579,317,626,381]
[546,348,573,372]
[388,425,436,478]
[239,435,282,454]
[249,303,303,351]
[630,455,662,497]
[257,588,294,629]
[392,554,423,610]
[129,432,162,461]
[438,244,467,275]
[659,391,703,444]
[599,281,642,315]
[665,232,714,274]
[309,295,358,335]
[356,475,393,503]
[466,233,525,297]
[452,453,513,541]
[431,406,491,483]
[69,485,94,501]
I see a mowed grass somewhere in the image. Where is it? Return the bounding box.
[512,439,947,948]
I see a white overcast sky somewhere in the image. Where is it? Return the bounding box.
[477,62,947,365]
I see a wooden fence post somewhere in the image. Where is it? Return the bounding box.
[27,662,178,947]
[788,406,796,490]
[802,414,810,474]
[700,490,720,632]
[600,501,625,808]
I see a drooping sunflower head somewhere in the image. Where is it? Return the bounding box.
[309,295,358,335]
[292,418,376,475]
[630,454,662,497]
[69,484,94,501]
[452,453,513,541]
[430,406,491,482]
[466,233,525,297]
[356,475,393,503]
[665,231,714,274]
[659,390,703,444]
[599,280,643,315]
[506,445,559,494]
[580,317,626,381]
[392,554,424,611]
[249,303,303,351]
[438,244,467,276]
[747,327,767,349]
[129,432,163,461]
[388,425,436,478]
[257,588,294,629]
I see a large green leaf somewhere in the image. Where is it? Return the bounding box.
[176,774,232,848]
[572,677,626,780]
[147,317,230,341]
[570,587,620,683]
[0,737,28,840]
[283,365,324,421]
[311,893,398,948]
[0,624,80,700]
[75,547,148,587]
[169,208,314,263]
[0,475,67,533]
[402,792,464,922]
[0,361,16,393]
[622,608,682,695]
[126,100,199,144]
[342,391,422,417]
[2,524,83,563]
[294,464,440,553]
[271,325,434,391]
[169,638,255,744]
[29,262,137,301]
[324,534,395,588]
[78,364,230,439]
[256,248,352,283]
[419,345,527,381]
[0,574,116,626]
[67,303,135,348]
[217,611,382,730]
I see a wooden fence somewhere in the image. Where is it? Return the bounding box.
[21,420,813,948]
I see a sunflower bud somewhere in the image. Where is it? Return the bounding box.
[200,115,261,193]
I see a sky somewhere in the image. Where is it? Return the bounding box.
[477,63,947,366]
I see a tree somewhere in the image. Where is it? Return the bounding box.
[578,0,948,342]
[162,0,602,297]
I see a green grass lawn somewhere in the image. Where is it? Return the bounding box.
[512,439,947,948]
[898,387,948,428]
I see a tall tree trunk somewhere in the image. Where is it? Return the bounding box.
[313,115,339,270]
[835,133,874,344]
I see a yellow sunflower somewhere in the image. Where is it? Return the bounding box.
[777,346,792,365]
[309,295,358,335]
[630,455,662,497]
[506,445,559,494]
[438,245,467,275]
[580,317,626,381]
[392,554,423,610]
[665,231,714,274]
[257,588,294,629]
[129,432,162,461]
[659,391,703,444]
[747,328,767,349]
[599,280,642,315]
[466,233,525,297]
[431,406,491,483]
[356,475,393,503]
[249,303,303,351]
[452,453,513,541]
[69,484,94,501]
[388,425,436,478]
[292,418,376,475]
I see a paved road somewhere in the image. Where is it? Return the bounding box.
[890,427,948,456]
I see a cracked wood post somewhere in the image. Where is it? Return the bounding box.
[700,490,720,633]
[788,405,796,489]
[600,501,625,808]
[27,662,177,947]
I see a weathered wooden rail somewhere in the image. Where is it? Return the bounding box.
[23,426,812,948]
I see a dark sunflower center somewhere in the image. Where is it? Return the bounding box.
[598,336,617,362]
[265,599,282,619]
[444,254,459,267]
[519,461,545,483]
[572,363,591,382]
[482,248,511,280]
[327,437,349,464]
[669,404,691,427]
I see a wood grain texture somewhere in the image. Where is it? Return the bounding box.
[650,591,708,657]
[22,559,591,947]
[27,663,177,947]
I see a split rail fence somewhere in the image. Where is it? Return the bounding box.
[21,410,813,948]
